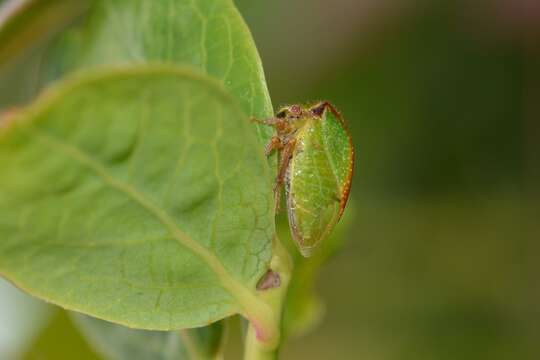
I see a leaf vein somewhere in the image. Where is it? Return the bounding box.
[24,124,270,320]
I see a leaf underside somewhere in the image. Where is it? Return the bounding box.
[72,313,224,360]
[38,0,274,143]
[0,66,274,330]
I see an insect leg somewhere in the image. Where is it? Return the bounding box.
[264,136,283,156]
[250,117,281,126]
[273,139,296,212]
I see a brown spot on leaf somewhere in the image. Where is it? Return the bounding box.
[256,269,281,290]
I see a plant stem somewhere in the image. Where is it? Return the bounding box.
[244,325,278,360]
[242,236,293,360]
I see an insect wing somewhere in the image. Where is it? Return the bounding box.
[285,106,353,257]
[320,105,354,216]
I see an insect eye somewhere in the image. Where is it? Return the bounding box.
[290,105,301,115]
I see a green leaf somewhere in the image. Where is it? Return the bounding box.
[0,0,90,108]
[71,313,224,360]
[0,65,276,333]
[0,0,274,138]
[38,0,273,141]
[0,0,89,67]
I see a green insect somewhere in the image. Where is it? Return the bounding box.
[254,101,354,257]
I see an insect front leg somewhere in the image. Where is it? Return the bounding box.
[264,136,283,156]
[250,117,281,126]
[273,139,296,213]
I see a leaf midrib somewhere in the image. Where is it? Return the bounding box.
[24,124,270,320]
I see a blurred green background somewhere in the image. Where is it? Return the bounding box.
[245,1,540,358]
[238,1,540,358]
[1,0,539,359]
